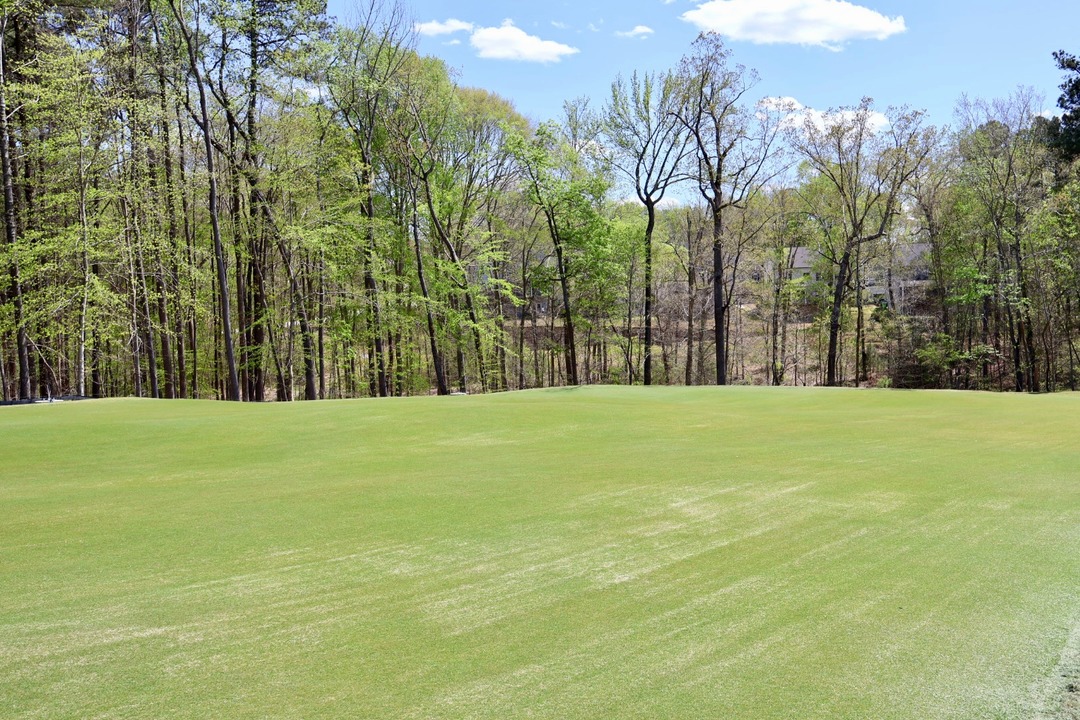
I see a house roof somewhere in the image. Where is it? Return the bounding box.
[790,246,824,270]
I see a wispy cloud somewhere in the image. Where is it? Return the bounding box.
[616,25,655,39]
[470,20,580,63]
[682,0,905,50]
[415,18,474,36]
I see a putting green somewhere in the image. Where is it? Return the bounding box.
[1,387,1078,718]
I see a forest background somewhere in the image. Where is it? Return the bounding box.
[3,0,1080,402]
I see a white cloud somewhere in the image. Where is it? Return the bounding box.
[551,20,569,30]
[682,0,905,50]
[470,20,580,63]
[762,96,890,132]
[616,25,655,39]
[416,18,474,36]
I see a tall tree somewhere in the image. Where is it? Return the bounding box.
[166,0,240,400]
[0,6,31,400]
[673,33,783,385]
[605,70,688,385]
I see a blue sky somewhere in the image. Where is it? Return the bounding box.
[325,0,1080,129]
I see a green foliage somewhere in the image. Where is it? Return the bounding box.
[1052,50,1080,161]
[914,332,965,378]
[6,2,1080,397]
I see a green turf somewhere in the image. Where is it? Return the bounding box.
[1,387,1079,719]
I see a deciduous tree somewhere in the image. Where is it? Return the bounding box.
[673,33,783,385]
[605,70,688,385]
[791,99,933,386]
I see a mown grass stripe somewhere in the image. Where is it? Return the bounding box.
[1,387,1078,719]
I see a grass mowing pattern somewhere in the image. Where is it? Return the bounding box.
[2,386,1079,719]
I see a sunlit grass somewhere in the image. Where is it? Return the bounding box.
[1,387,1078,719]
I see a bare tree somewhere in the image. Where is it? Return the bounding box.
[673,33,784,385]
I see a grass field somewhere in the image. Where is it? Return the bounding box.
[1,386,1079,719]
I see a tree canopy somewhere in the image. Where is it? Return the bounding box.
[1,7,1078,400]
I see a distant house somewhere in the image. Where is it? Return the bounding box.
[771,243,932,310]
[865,242,932,310]
[789,246,825,282]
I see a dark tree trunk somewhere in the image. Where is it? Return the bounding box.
[713,243,727,386]
[134,228,160,398]
[552,238,578,386]
[245,20,268,401]
[685,213,695,386]
[770,249,792,386]
[827,249,853,387]
[643,201,656,385]
[855,246,865,384]
[709,197,729,386]
[155,35,181,399]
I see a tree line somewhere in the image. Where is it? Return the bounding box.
[3,0,1080,401]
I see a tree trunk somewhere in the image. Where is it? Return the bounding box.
[1013,243,1039,392]
[827,248,853,387]
[713,242,727,386]
[357,166,390,397]
[710,199,728,386]
[770,250,791,386]
[855,245,865,384]
[685,212,695,386]
[134,221,160,398]
[552,237,578,386]
[643,201,655,385]
[518,259,528,390]
[155,35,183,399]
[318,254,326,399]
[245,19,268,401]
[411,199,447,395]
